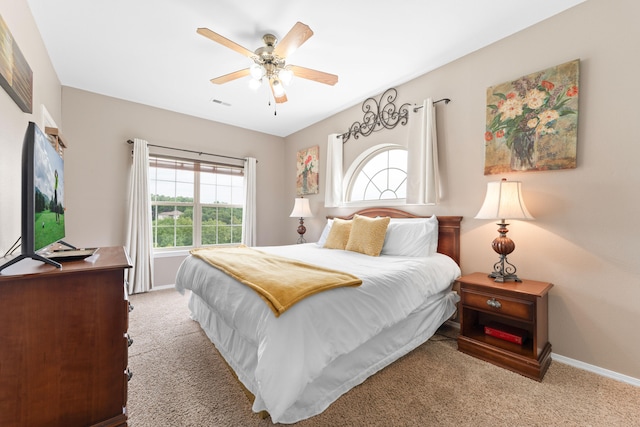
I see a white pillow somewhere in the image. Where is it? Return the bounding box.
[316,219,334,246]
[381,215,439,257]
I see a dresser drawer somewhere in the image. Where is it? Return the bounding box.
[461,288,533,321]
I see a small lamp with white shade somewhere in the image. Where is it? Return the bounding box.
[475,178,534,283]
[289,197,313,243]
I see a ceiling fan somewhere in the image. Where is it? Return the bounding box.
[197,22,338,104]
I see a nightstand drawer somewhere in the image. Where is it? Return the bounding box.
[461,288,533,321]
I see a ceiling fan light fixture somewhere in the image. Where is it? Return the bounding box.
[248,78,262,90]
[272,78,285,97]
[279,67,293,85]
[250,63,266,80]
[199,22,338,105]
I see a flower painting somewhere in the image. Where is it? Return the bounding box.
[296,145,319,195]
[484,59,579,174]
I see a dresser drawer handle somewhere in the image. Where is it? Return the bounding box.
[486,298,502,309]
[128,302,134,312]
[125,333,134,347]
[125,368,133,382]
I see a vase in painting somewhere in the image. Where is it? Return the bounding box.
[510,130,537,171]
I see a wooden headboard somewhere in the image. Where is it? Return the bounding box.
[329,208,462,266]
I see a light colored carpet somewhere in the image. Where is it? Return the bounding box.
[127,288,640,426]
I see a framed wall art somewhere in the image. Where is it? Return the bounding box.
[296,145,319,195]
[484,59,579,175]
[0,14,33,113]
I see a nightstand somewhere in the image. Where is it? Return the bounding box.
[457,272,553,381]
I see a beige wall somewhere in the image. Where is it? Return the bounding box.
[0,0,62,254]
[60,87,290,285]
[285,0,640,380]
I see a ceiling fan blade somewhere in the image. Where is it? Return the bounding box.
[269,79,288,103]
[273,22,313,59]
[210,68,250,84]
[289,65,338,86]
[197,27,256,58]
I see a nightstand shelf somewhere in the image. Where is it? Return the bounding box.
[457,272,553,381]
[464,323,535,357]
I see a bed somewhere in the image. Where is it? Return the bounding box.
[175,208,462,424]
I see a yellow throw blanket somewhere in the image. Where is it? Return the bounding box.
[190,246,362,317]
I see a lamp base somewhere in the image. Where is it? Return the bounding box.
[486,222,523,283]
[488,271,522,283]
[296,218,306,244]
[489,254,522,283]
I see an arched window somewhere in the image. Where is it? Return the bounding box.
[345,144,408,203]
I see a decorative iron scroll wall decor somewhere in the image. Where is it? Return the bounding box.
[340,88,451,143]
[340,88,409,143]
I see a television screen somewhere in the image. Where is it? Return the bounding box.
[32,124,65,252]
[0,122,66,273]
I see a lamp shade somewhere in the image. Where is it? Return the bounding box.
[289,197,313,218]
[475,179,534,220]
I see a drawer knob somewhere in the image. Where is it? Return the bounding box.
[125,368,133,382]
[486,298,502,309]
[125,333,134,347]
[129,302,134,312]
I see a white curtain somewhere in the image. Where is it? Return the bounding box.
[242,157,257,246]
[125,138,153,294]
[324,133,344,207]
[407,98,440,205]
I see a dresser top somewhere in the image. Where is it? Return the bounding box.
[0,246,131,280]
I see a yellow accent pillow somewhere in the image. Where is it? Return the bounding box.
[345,215,391,256]
[323,218,352,250]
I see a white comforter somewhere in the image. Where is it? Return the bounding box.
[175,243,460,423]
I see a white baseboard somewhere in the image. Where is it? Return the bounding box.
[551,353,640,387]
[443,321,639,387]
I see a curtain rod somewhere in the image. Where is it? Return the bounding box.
[413,98,451,112]
[126,140,252,163]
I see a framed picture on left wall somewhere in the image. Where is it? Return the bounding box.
[296,145,319,195]
[0,14,33,113]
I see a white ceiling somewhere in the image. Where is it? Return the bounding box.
[26,0,585,137]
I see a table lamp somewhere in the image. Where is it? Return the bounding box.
[475,178,534,282]
[289,197,313,243]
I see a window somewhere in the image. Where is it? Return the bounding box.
[149,156,244,250]
[346,146,408,203]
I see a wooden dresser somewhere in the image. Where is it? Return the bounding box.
[0,246,133,427]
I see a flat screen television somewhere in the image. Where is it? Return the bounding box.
[0,122,71,272]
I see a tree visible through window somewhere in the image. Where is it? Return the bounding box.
[149,156,244,249]
[348,147,408,202]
